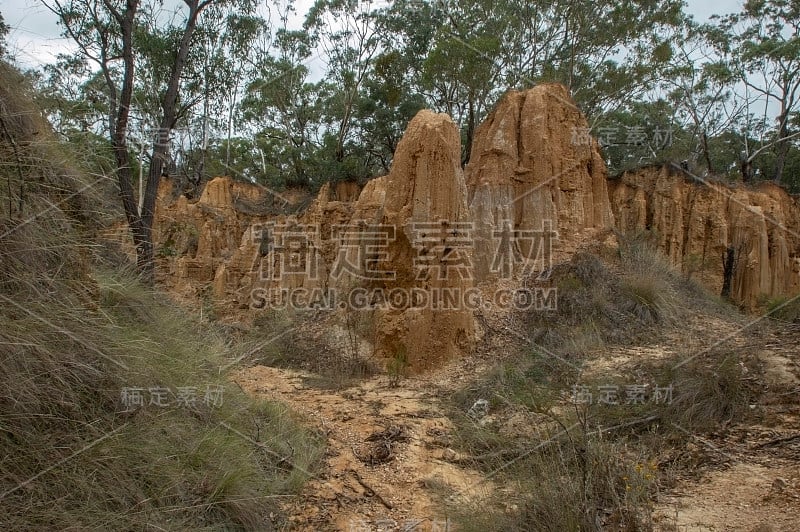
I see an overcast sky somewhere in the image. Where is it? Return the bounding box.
[3,0,745,69]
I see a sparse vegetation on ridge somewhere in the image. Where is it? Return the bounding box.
[444,237,764,530]
[0,62,322,530]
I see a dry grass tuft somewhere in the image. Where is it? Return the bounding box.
[0,59,323,529]
[446,234,749,529]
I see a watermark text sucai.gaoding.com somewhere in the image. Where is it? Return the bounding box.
[250,286,557,312]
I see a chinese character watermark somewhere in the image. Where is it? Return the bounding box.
[120,384,225,410]
[570,383,674,405]
[571,125,674,150]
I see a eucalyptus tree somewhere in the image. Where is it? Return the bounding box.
[36,54,106,137]
[43,0,255,280]
[240,2,323,188]
[379,0,687,161]
[0,12,8,56]
[507,0,685,118]
[304,0,383,168]
[658,25,749,175]
[173,8,270,184]
[704,0,800,183]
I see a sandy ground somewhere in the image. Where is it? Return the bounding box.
[233,359,495,531]
[651,324,800,531]
[234,322,800,531]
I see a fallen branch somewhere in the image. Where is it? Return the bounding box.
[349,469,393,510]
[449,447,523,466]
[753,433,800,449]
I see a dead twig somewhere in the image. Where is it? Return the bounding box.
[753,433,800,449]
[349,469,393,510]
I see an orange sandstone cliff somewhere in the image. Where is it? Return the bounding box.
[610,165,800,308]
[152,84,800,369]
[465,84,614,280]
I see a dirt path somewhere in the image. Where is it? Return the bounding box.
[652,324,800,531]
[233,363,492,531]
[233,323,800,531]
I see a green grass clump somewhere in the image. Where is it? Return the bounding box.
[1,271,324,530]
[765,295,800,323]
[0,57,323,529]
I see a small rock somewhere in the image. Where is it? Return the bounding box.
[468,398,490,419]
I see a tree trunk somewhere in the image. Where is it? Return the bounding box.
[463,97,475,167]
[110,1,148,273]
[773,94,792,184]
[701,131,713,174]
[740,156,752,183]
[226,72,241,169]
[138,1,207,282]
[774,115,790,184]
[336,93,352,163]
[137,137,146,215]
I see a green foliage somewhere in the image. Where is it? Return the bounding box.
[0,11,9,57]
[387,345,410,387]
[598,99,685,174]
[24,0,798,193]
[766,295,800,322]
